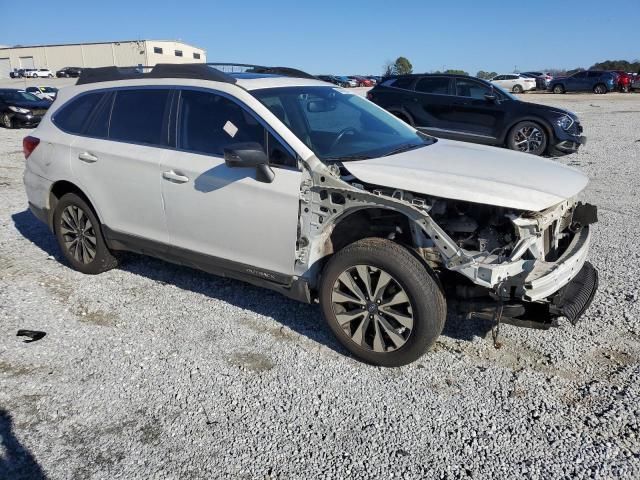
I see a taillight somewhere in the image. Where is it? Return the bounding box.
[23,136,40,159]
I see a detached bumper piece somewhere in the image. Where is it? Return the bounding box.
[549,261,599,324]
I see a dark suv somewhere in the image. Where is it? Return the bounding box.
[367,74,586,156]
[547,70,616,94]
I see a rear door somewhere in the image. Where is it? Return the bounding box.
[66,88,171,243]
[567,71,589,91]
[160,88,301,276]
[444,77,503,142]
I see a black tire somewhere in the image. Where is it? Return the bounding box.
[593,84,607,94]
[53,193,118,275]
[512,84,524,94]
[553,84,565,94]
[319,238,446,367]
[1,113,14,129]
[507,121,548,156]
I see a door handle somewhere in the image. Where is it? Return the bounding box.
[78,151,98,163]
[162,170,189,184]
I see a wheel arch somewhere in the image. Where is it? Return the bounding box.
[385,107,415,126]
[49,180,103,229]
[500,115,554,146]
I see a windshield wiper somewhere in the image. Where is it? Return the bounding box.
[383,143,426,157]
[323,154,373,162]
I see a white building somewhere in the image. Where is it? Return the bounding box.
[0,40,207,78]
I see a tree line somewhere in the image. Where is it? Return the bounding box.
[382,57,640,78]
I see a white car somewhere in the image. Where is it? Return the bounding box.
[26,69,54,78]
[491,74,537,93]
[23,63,599,366]
[25,86,58,101]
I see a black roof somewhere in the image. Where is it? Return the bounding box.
[76,62,314,85]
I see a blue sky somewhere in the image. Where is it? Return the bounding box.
[1,0,638,75]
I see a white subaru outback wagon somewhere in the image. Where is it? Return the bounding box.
[23,63,598,366]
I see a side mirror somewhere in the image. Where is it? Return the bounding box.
[223,142,274,183]
[484,92,498,103]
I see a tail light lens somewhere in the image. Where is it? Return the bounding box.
[23,136,40,159]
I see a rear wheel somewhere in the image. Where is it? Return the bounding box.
[553,84,565,94]
[53,193,118,275]
[320,238,446,367]
[507,121,548,156]
[512,84,524,94]
[1,113,14,129]
[593,84,607,94]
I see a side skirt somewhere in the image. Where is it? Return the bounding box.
[102,226,312,304]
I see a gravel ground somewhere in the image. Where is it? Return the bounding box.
[1,91,640,479]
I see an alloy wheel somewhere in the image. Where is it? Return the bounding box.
[513,126,544,153]
[2,113,12,128]
[59,205,98,264]
[331,264,414,353]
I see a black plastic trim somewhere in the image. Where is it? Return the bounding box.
[77,64,238,85]
[102,226,312,303]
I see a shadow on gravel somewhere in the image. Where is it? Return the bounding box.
[12,209,493,353]
[0,409,47,480]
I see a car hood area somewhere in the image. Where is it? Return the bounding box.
[343,139,589,211]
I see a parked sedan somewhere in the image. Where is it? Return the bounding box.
[349,76,374,87]
[609,71,632,92]
[25,86,58,101]
[490,74,537,93]
[0,89,52,128]
[367,74,585,156]
[548,70,617,94]
[25,69,54,78]
[336,76,357,87]
[56,67,82,78]
[521,71,553,90]
[316,75,350,87]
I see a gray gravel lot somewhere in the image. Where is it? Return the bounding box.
[1,90,640,479]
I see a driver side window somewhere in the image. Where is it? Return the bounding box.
[456,79,491,99]
[177,89,296,168]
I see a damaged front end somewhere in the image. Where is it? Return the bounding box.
[296,156,599,331]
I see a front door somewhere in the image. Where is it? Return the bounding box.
[160,89,301,276]
[443,77,503,142]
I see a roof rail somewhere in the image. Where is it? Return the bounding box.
[208,63,316,79]
[76,62,316,85]
[76,63,237,85]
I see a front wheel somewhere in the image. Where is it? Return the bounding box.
[53,193,119,274]
[319,238,446,367]
[1,113,14,129]
[507,121,548,156]
[593,84,607,94]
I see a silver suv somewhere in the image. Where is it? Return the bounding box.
[23,63,599,366]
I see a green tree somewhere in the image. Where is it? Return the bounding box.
[476,70,498,80]
[394,57,413,75]
[443,69,468,76]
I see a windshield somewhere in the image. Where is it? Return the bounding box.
[253,86,433,161]
[0,91,41,103]
[41,87,57,93]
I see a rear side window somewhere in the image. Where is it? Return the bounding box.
[415,77,450,94]
[110,89,171,146]
[389,77,414,90]
[53,92,104,134]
